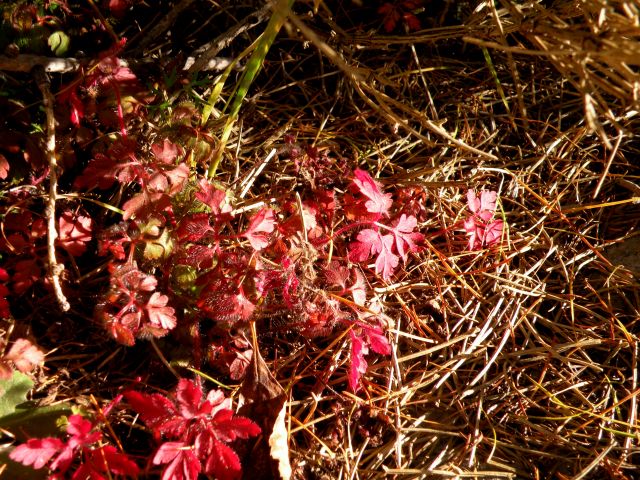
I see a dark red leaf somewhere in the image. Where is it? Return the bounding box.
[85,445,140,476]
[12,258,41,294]
[73,153,118,190]
[404,12,421,31]
[176,213,214,242]
[57,211,94,256]
[0,153,9,179]
[196,180,230,215]
[151,139,180,164]
[203,439,242,480]
[179,244,216,269]
[108,0,132,18]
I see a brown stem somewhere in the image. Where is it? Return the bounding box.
[33,66,70,312]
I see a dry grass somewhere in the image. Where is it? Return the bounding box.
[213,0,640,478]
[7,0,640,478]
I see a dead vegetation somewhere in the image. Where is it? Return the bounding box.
[2,0,640,478]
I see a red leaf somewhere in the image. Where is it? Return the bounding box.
[165,164,190,194]
[196,179,230,215]
[348,324,391,392]
[467,189,497,217]
[85,445,140,477]
[176,213,214,242]
[145,292,177,330]
[9,438,64,469]
[74,139,141,190]
[68,89,85,126]
[324,261,350,289]
[348,229,381,263]
[211,409,262,442]
[124,390,179,435]
[352,169,392,217]
[108,0,132,18]
[378,3,401,32]
[74,153,118,190]
[153,442,201,480]
[66,414,102,448]
[203,439,242,480]
[5,338,44,373]
[127,380,259,479]
[483,218,504,246]
[349,230,398,280]
[57,211,93,256]
[151,139,180,164]
[175,378,205,419]
[390,214,423,261]
[348,330,368,392]
[0,153,9,179]
[12,258,41,295]
[48,445,74,474]
[122,191,172,221]
[464,189,504,250]
[104,318,136,346]
[97,222,130,260]
[180,244,217,269]
[242,208,276,251]
[403,12,421,31]
[373,234,397,280]
[363,323,391,356]
[197,288,255,323]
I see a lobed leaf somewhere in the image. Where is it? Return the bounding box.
[352,169,392,217]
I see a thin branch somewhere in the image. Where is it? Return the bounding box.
[0,54,80,73]
[33,66,70,312]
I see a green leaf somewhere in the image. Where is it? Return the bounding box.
[0,371,33,419]
[0,372,72,440]
[48,31,70,56]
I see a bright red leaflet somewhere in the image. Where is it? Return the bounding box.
[125,379,260,480]
[348,323,391,392]
[9,414,139,478]
[348,214,422,280]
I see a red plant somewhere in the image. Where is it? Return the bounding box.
[378,0,423,33]
[0,268,10,318]
[96,262,177,346]
[463,189,504,250]
[124,379,260,480]
[349,321,392,392]
[9,414,139,479]
[347,169,424,280]
[59,39,139,137]
[0,337,45,380]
